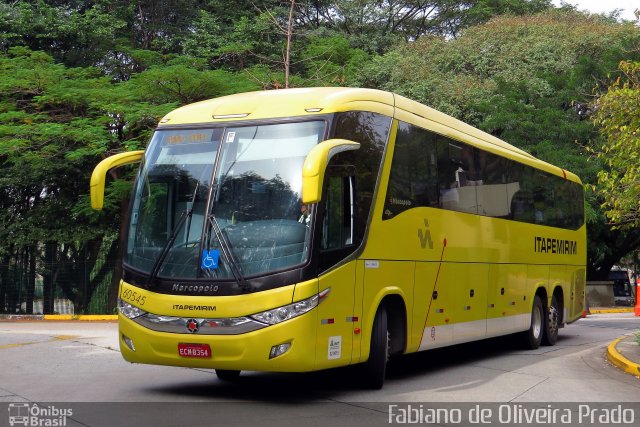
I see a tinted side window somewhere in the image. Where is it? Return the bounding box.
[506,161,533,223]
[563,180,584,229]
[384,122,438,219]
[475,150,512,217]
[380,120,584,230]
[546,175,584,229]
[507,160,584,229]
[436,138,478,214]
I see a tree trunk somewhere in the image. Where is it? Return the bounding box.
[108,196,131,312]
[0,252,11,313]
[26,245,36,314]
[284,0,295,88]
[43,242,57,314]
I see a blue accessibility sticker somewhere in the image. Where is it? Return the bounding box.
[201,249,220,270]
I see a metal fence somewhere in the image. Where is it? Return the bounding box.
[0,260,118,315]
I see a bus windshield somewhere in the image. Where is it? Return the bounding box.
[125,121,325,280]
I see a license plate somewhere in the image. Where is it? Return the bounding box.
[178,343,211,358]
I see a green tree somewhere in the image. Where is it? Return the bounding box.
[0,0,127,67]
[0,47,120,312]
[0,45,262,313]
[592,61,640,228]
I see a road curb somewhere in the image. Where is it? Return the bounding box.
[590,307,635,314]
[0,314,117,321]
[45,314,118,321]
[607,336,640,378]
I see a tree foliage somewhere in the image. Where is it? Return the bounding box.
[592,61,640,228]
[0,45,257,313]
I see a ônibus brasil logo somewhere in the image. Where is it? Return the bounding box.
[8,403,72,426]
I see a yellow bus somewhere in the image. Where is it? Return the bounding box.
[91,88,586,388]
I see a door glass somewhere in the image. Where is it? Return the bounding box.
[321,175,354,250]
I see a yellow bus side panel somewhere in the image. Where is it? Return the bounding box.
[569,267,587,322]
[487,264,528,337]
[417,263,490,350]
[361,204,584,353]
[526,264,550,305]
[415,261,454,350]
[359,260,413,363]
[315,262,357,370]
[452,263,489,343]
[410,262,440,353]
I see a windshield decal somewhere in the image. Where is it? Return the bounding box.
[201,249,220,270]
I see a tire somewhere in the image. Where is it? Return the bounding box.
[521,295,544,349]
[361,306,389,390]
[215,369,240,381]
[542,294,560,346]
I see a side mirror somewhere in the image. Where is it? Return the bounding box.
[301,139,360,204]
[90,150,144,210]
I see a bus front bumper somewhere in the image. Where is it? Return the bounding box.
[118,311,318,372]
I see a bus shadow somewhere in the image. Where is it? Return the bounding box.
[144,334,568,401]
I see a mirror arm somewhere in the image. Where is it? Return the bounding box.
[302,139,360,204]
[90,150,144,210]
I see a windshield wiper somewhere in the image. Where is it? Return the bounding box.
[148,209,192,288]
[183,181,199,248]
[205,213,250,290]
[148,181,201,287]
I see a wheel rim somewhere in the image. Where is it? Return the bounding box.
[532,304,542,339]
[385,330,391,362]
[547,304,558,336]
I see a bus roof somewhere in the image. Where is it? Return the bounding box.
[159,87,581,184]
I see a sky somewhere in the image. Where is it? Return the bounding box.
[552,1,639,21]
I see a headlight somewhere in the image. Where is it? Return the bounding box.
[250,288,330,325]
[118,298,147,319]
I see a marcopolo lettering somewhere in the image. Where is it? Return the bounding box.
[172,283,219,294]
[534,236,577,255]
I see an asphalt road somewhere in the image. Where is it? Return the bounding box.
[0,314,639,426]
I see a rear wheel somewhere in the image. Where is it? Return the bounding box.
[361,306,389,389]
[215,369,240,382]
[543,294,560,346]
[521,295,544,349]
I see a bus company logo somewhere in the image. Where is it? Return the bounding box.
[186,319,200,334]
[534,236,577,255]
[418,218,434,250]
[173,304,217,312]
[8,403,72,426]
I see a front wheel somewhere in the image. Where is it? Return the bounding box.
[520,295,544,349]
[361,306,389,389]
[542,294,560,346]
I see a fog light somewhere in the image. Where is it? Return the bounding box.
[122,334,136,352]
[269,342,291,359]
